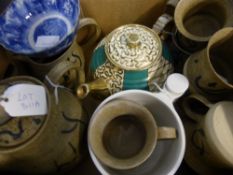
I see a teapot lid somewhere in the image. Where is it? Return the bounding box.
[104,24,162,71]
[0,79,47,148]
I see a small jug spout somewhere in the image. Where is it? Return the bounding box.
[76,79,109,99]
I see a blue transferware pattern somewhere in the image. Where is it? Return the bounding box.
[0,0,80,57]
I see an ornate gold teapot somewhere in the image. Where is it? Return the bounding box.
[77,24,173,98]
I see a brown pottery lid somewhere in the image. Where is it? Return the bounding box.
[0,80,47,148]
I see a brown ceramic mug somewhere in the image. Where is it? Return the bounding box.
[7,17,101,82]
[88,99,176,170]
[6,36,85,88]
[182,94,233,171]
[183,27,233,100]
[174,0,233,54]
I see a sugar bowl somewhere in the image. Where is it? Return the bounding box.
[77,24,173,98]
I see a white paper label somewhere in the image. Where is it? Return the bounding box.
[35,35,60,48]
[0,84,48,117]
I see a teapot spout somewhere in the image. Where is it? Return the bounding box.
[76,79,108,99]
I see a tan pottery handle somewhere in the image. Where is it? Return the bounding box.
[157,127,177,139]
[153,13,174,40]
[165,0,180,15]
[77,17,102,49]
[182,94,212,122]
[46,58,85,89]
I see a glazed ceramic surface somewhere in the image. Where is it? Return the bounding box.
[183,27,233,101]
[0,76,86,174]
[173,0,233,54]
[88,73,189,175]
[88,90,185,175]
[88,24,173,95]
[0,0,80,57]
[182,95,233,169]
[88,99,177,170]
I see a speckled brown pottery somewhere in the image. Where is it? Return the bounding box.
[0,76,87,174]
[6,18,101,87]
[174,0,233,54]
[182,94,233,174]
[183,27,233,100]
[7,37,86,89]
[89,99,176,170]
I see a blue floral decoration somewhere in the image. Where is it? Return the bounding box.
[0,0,80,57]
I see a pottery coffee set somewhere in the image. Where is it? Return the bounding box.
[0,0,232,175]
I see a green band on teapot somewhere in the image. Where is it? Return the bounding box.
[89,39,174,95]
[123,70,149,90]
[163,42,172,62]
[90,46,107,72]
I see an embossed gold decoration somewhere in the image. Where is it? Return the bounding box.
[105,24,162,71]
[148,56,174,90]
[94,60,124,94]
[76,24,173,99]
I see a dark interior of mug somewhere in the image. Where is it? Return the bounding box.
[96,92,185,175]
[210,32,233,85]
[0,0,12,15]
[3,64,15,78]
[186,98,209,115]
[103,114,146,159]
[183,2,226,38]
[76,23,97,46]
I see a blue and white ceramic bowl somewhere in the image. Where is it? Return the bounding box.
[0,0,80,57]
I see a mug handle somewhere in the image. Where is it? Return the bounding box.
[157,127,177,139]
[152,13,174,40]
[45,55,85,90]
[165,0,180,15]
[182,94,212,122]
[77,17,102,49]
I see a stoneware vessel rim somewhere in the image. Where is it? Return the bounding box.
[174,0,233,42]
[204,101,233,163]
[205,27,233,88]
[89,99,158,170]
[183,107,233,175]
[88,89,186,175]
